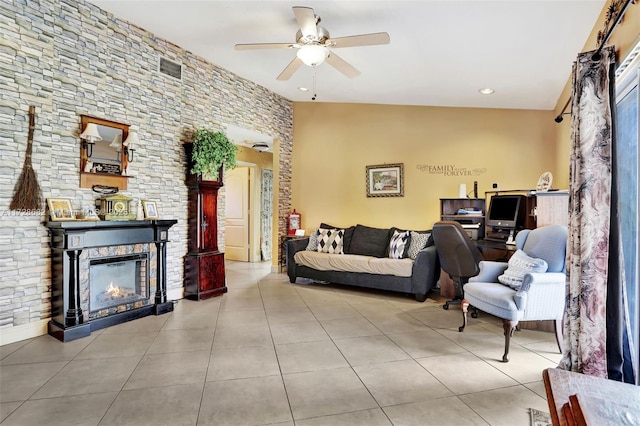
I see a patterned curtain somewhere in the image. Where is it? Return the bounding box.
[260,169,273,261]
[560,46,636,383]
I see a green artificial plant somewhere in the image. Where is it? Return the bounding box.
[190,128,237,176]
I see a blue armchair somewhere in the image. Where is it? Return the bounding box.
[461,224,567,362]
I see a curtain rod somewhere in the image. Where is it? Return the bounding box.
[554,0,635,123]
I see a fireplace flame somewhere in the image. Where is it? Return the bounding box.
[106,282,124,298]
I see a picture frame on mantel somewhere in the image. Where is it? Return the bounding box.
[47,197,75,221]
[366,163,404,197]
[142,200,159,219]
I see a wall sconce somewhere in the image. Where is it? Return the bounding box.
[79,123,102,157]
[123,132,138,162]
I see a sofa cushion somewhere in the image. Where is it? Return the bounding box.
[348,224,391,258]
[498,249,548,290]
[321,223,355,252]
[407,231,431,259]
[294,251,414,277]
[389,230,411,259]
[317,228,344,254]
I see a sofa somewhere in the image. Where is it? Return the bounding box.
[286,223,440,302]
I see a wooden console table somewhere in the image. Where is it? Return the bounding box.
[543,367,640,425]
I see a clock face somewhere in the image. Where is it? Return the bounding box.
[113,201,126,213]
[290,216,300,229]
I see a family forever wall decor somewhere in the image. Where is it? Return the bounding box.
[366,163,404,197]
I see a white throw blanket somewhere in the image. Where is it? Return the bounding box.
[294,251,414,277]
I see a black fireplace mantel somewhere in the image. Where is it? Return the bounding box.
[46,220,177,341]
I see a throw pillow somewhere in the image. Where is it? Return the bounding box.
[407,231,431,259]
[306,229,320,251]
[317,228,345,254]
[348,224,392,258]
[498,249,549,290]
[321,223,355,253]
[389,230,411,259]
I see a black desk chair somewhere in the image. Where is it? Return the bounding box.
[432,221,483,311]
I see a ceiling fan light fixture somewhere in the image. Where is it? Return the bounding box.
[297,44,329,67]
[252,142,269,152]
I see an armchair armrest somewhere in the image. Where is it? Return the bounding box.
[516,272,566,319]
[469,260,508,283]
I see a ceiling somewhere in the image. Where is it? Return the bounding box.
[88,1,605,111]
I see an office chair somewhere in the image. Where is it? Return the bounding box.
[432,221,483,312]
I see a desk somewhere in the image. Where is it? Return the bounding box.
[439,239,516,298]
[475,238,517,261]
[543,367,640,425]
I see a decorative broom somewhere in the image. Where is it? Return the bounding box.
[10,105,42,211]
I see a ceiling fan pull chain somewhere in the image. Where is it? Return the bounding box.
[312,69,317,101]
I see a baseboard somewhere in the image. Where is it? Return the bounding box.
[272,265,285,273]
[167,287,184,301]
[0,319,48,346]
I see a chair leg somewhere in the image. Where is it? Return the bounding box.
[554,319,563,354]
[502,320,518,363]
[459,299,469,332]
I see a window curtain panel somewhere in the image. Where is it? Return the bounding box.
[260,169,273,261]
[560,46,636,383]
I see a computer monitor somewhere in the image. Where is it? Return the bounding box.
[486,195,526,229]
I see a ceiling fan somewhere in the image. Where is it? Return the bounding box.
[235,6,390,81]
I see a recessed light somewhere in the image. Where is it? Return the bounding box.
[479,88,495,95]
[298,87,309,92]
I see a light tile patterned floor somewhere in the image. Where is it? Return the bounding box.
[0,261,560,425]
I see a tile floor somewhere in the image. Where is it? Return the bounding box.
[0,261,560,425]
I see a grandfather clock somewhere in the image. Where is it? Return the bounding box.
[184,144,227,300]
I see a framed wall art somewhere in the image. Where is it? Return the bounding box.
[142,200,159,219]
[47,198,75,221]
[366,163,404,197]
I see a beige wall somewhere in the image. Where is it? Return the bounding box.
[292,102,556,231]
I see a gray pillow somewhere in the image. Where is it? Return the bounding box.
[407,231,430,259]
[306,229,320,251]
[348,224,391,258]
[498,249,548,290]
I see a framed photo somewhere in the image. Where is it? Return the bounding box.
[366,163,404,197]
[142,200,159,219]
[47,198,75,221]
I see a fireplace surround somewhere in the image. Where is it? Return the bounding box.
[46,220,177,341]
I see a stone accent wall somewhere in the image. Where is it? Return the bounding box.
[0,0,293,334]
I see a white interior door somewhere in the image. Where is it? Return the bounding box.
[225,167,249,261]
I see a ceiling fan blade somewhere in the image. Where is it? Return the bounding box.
[293,6,318,40]
[327,32,390,48]
[325,52,360,79]
[235,42,296,50]
[276,57,303,81]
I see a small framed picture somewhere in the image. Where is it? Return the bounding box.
[366,163,404,197]
[142,200,159,219]
[47,198,75,221]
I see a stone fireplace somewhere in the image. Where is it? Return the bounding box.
[46,220,177,341]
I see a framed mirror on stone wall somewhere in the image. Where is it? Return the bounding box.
[79,115,131,190]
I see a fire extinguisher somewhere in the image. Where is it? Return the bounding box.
[288,209,301,235]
